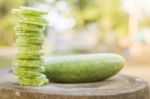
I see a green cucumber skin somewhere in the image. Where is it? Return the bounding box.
[44,53,125,83]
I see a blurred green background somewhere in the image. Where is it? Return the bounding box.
[0,0,150,84]
[0,0,128,46]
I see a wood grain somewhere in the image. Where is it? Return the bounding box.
[0,70,149,99]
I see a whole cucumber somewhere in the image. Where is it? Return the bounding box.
[45,53,125,83]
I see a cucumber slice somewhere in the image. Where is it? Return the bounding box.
[12,7,48,16]
[16,36,44,44]
[14,59,44,67]
[20,7,48,15]
[19,75,49,86]
[14,42,42,47]
[18,16,48,26]
[15,31,44,37]
[18,46,42,51]
[14,23,44,32]
[18,50,43,56]
[16,53,42,59]
[14,69,42,78]
[13,66,45,73]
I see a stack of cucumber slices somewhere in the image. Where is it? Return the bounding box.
[12,7,49,86]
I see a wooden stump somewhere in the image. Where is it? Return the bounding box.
[0,69,149,99]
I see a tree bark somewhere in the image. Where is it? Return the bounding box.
[0,70,149,99]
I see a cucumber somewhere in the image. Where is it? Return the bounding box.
[45,53,125,83]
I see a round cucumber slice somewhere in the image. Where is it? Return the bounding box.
[15,31,44,37]
[18,46,42,51]
[13,66,45,73]
[16,36,44,44]
[14,69,42,78]
[14,23,44,32]
[18,50,44,56]
[14,42,42,47]
[20,7,48,15]
[16,53,42,59]
[19,75,49,86]
[14,59,44,67]
[18,16,48,26]
[12,7,48,16]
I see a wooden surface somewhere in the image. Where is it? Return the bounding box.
[0,69,149,99]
